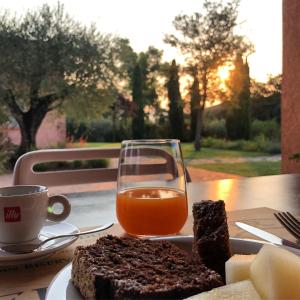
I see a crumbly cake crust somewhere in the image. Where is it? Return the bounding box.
[193,200,231,279]
[72,235,223,299]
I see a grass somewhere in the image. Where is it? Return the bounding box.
[67,142,279,177]
[196,161,281,177]
[67,142,121,148]
[68,142,270,160]
[180,143,269,159]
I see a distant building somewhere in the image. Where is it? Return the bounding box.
[3,111,66,148]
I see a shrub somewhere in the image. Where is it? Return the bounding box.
[251,119,280,140]
[34,159,108,172]
[203,118,227,139]
[264,140,281,154]
[67,118,132,142]
[66,119,88,141]
[0,130,15,172]
[202,136,281,154]
[86,119,115,142]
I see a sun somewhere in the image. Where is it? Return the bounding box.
[217,64,234,81]
[217,63,235,91]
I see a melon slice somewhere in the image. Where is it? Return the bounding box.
[250,244,300,299]
[185,280,261,300]
[225,254,256,284]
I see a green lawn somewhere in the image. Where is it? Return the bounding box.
[67,142,278,177]
[68,142,270,160]
[68,142,121,148]
[196,161,281,177]
[180,143,268,159]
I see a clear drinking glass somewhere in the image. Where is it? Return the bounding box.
[116,139,188,236]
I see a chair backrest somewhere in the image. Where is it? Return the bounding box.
[13,148,191,187]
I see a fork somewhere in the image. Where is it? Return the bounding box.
[274,211,300,240]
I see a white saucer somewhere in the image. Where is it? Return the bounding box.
[46,236,300,300]
[0,221,79,265]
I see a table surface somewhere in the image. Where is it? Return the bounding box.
[1,173,300,300]
[64,173,300,228]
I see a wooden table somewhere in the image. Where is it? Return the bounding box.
[1,174,300,300]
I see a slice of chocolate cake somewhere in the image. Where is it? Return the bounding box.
[72,235,223,299]
[193,200,231,279]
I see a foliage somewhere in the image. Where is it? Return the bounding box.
[202,137,280,154]
[131,47,163,139]
[188,67,201,141]
[203,118,227,138]
[290,152,300,162]
[251,75,281,123]
[251,119,280,140]
[0,3,117,153]
[204,74,281,122]
[131,63,144,139]
[165,60,184,140]
[0,130,15,172]
[251,75,282,98]
[165,0,252,150]
[34,159,108,172]
[108,94,135,142]
[67,118,132,142]
[226,55,251,140]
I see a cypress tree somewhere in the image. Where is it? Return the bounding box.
[226,55,251,140]
[131,64,144,139]
[189,72,201,141]
[167,60,184,140]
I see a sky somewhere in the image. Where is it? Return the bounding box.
[0,0,282,82]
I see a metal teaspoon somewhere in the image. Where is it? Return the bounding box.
[0,222,114,254]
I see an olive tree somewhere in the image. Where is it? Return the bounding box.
[0,3,116,153]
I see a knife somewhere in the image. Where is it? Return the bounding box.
[235,222,300,250]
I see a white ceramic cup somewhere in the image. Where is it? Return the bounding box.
[0,185,71,244]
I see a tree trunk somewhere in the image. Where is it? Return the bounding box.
[18,108,49,154]
[194,107,203,151]
[194,70,207,151]
[112,108,117,142]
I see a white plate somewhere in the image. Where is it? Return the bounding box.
[0,221,79,265]
[46,236,300,300]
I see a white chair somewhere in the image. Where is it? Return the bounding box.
[13,147,191,187]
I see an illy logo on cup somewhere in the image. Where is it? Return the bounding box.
[4,207,21,222]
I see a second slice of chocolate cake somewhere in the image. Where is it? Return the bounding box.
[193,200,231,279]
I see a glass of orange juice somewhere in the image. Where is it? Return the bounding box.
[116,139,188,236]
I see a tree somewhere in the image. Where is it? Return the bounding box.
[165,0,252,150]
[226,55,251,140]
[166,60,184,140]
[188,67,201,141]
[131,47,162,139]
[251,75,281,122]
[109,94,135,141]
[131,63,144,139]
[0,3,116,153]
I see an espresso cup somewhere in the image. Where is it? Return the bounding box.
[0,185,71,244]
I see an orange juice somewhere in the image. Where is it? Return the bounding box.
[116,187,188,236]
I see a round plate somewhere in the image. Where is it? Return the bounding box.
[0,221,79,265]
[45,236,300,300]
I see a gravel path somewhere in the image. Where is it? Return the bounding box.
[186,154,281,165]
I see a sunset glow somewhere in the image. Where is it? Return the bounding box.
[218,66,230,81]
[217,64,235,91]
[0,0,282,82]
